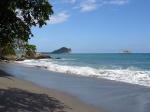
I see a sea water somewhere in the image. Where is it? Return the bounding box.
[18,53,150,87]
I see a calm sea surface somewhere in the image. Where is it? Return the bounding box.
[49,53,150,70]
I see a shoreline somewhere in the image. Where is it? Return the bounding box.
[1,62,150,112]
[0,69,103,112]
[15,58,150,87]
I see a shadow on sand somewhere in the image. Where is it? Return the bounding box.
[0,88,69,112]
[0,70,12,77]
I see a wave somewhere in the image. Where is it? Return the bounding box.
[56,58,76,61]
[17,59,150,87]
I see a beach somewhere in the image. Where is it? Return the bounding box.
[0,68,102,112]
[1,61,150,112]
[0,0,149,111]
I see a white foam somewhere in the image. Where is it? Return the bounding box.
[17,59,150,87]
[57,58,76,61]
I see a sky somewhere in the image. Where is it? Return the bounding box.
[30,0,150,53]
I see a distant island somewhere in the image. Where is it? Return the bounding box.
[51,47,72,54]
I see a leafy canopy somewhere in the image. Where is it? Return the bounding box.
[0,0,53,48]
[25,44,36,52]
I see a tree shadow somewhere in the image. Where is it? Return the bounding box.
[0,70,13,79]
[0,88,69,112]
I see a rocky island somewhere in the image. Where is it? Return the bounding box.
[51,47,71,54]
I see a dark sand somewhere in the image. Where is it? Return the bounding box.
[0,69,102,112]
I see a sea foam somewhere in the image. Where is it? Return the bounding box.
[17,59,150,87]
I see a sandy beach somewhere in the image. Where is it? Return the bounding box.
[0,69,102,112]
[1,62,150,112]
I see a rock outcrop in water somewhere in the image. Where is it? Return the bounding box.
[35,53,52,59]
[24,52,51,60]
[51,47,71,54]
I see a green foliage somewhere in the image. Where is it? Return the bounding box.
[25,44,37,58]
[25,44,36,52]
[0,0,53,50]
[2,45,16,55]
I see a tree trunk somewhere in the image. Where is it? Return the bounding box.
[0,47,3,58]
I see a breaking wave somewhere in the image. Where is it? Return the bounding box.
[17,59,150,87]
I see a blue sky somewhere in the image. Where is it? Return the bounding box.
[30,0,150,53]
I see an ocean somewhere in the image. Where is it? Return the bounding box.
[18,53,150,87]
[1,54,150,112]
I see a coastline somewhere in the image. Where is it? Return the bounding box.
[16,55,150,87]
[1,61,150,112]
[0,68,102,112]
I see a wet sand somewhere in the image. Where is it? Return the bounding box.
[0,69,102,112]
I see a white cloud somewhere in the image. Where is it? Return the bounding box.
[79,0,98,12]
[74,0,128,12]
[48,11,70,24]
[64,0,76,4]
[101,0,128,5]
